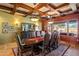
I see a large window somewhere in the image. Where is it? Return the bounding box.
[52,20,78,37]
[47,23,52,32]
[69,20,78,37]
[53,22,67,33]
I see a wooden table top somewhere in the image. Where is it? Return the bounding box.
[24,37,44,45]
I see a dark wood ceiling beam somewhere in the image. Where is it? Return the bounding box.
[9,4,33,15]
[10,3,43,15]
[11,3,17,15]
[16,3,35,15]
[0,4,30,15]
[18,3,47,16]
[46,3,70,16]
[10,3,34,13]
[0,3,47,16]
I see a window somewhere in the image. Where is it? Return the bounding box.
[69,20,78,37]
[53,22,67,33]
[47,23,52,32]
[48,20,78,37]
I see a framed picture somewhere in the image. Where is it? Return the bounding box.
[2,22,9,33]
[9,26,15,32]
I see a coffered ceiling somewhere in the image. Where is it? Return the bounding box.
[0,3,79,17]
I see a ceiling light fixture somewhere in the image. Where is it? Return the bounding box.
[30,14,39,21]
[31,18,39,21]
[48,21,53,24]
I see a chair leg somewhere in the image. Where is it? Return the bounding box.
[17,50,21,56]
[40,48,46,56]
[43,49,49,56]
[17,52,19,56]
[30,49,34,56]
[17,48,23,56]
[17,48,20,56]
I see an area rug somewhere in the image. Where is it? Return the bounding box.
[46,44,70,56]
[12,43,70,56]
[12,48,33,56]
[12,47,18,56]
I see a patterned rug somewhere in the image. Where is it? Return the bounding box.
[12,43,70,56]
[46,44,70,56]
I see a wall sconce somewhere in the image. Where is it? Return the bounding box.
[15,20,19,27]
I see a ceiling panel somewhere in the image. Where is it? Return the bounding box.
[39,7,50,12]
[16,7,30,12]
[0,9,11,13]
[69,3,77,11]
[63,11,74,14]
[47,10,60,15]
[15,12,25,16]
[0,3,78,18]
[56,5,71,12]
[51,3,63,7]
[76,3,79,8]
[23,3,38,8]
[0,3,14,8]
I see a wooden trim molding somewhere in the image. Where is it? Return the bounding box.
[51,13,79,23]
[40,19,48,31]
[78,17,79,40]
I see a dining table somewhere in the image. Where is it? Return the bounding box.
[24,37,44,45]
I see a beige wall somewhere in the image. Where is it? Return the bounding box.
[0,11,42,44]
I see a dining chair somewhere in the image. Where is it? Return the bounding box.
[36,31,41,37]
[21,31,30,39]
[16,33,33,56]
[49,30,59,50]
[32,31,36,37]
[41,31,45,38]
[37,32,50,55]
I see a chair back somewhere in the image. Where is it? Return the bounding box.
[51,30,59,42]
[31,31,36,38]
[22,31,32,39]
[16,33,23,49]
[41,31,45,38]
[43,32,50,46]
[50,30,59,47]
[36,31,41,37]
